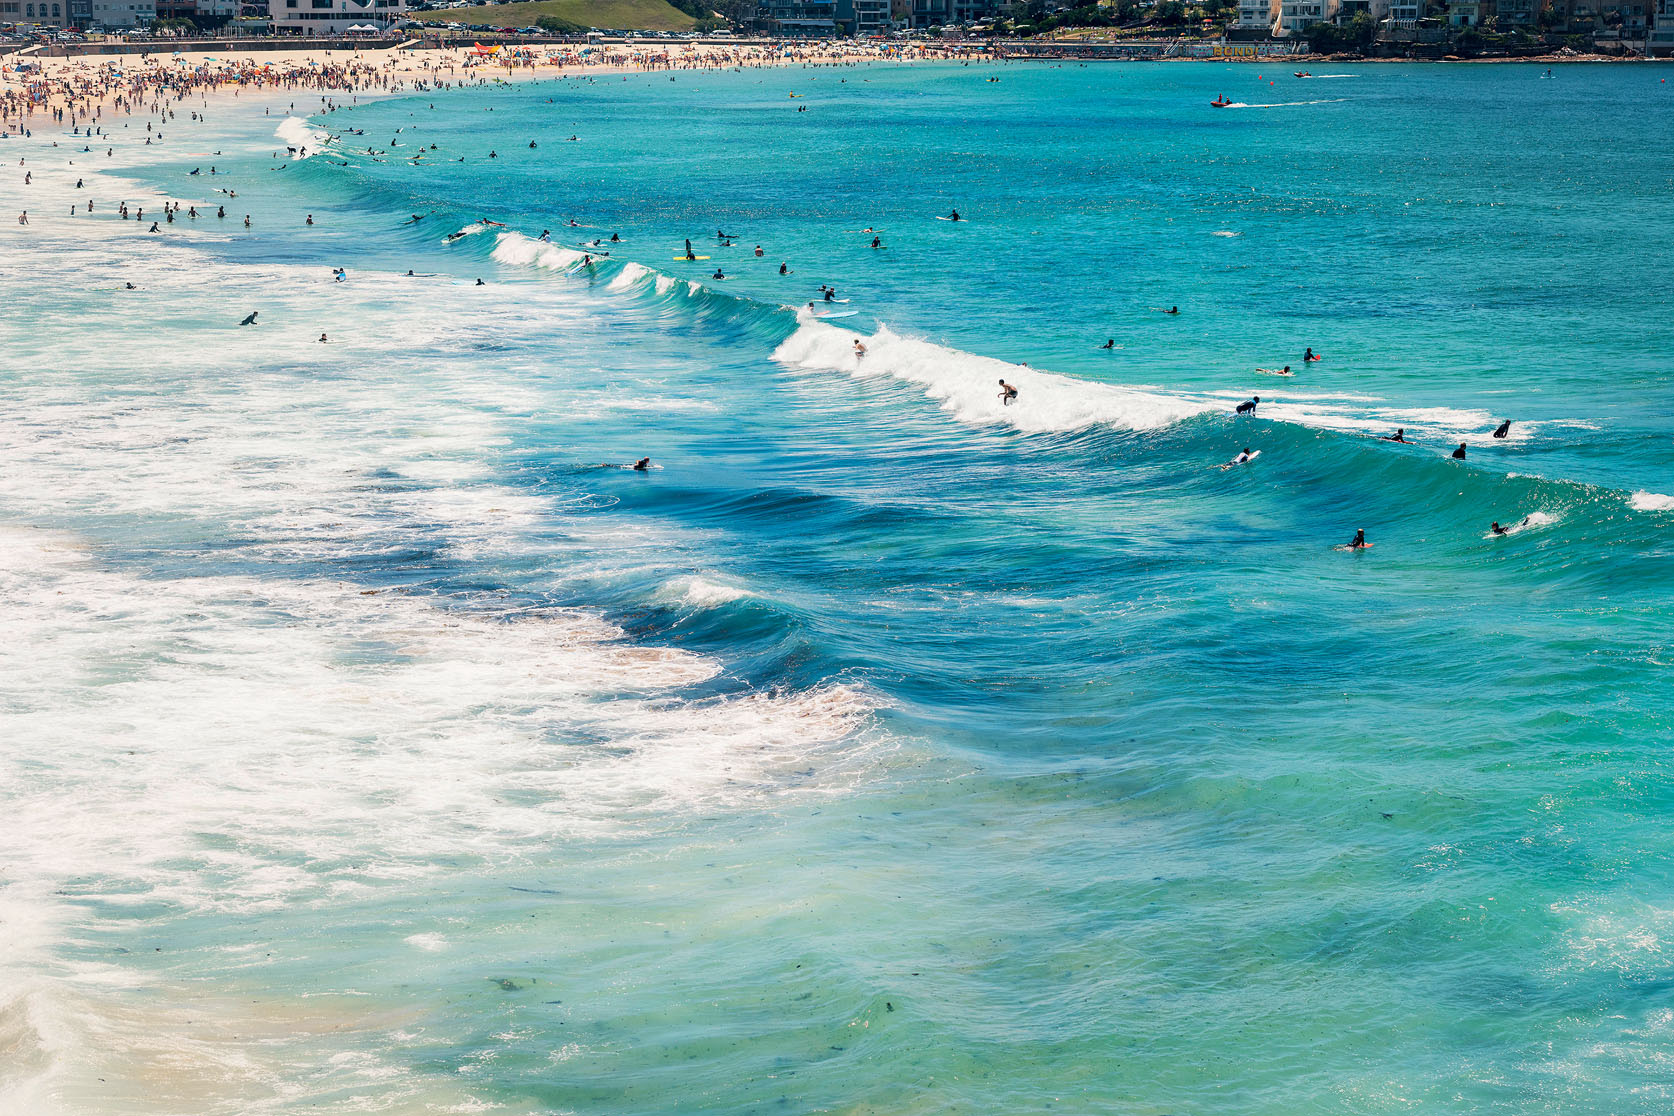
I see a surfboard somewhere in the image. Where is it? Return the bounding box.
[815,311,858,319]
[673,255,711,260]
[1333,543,1375,551]
[934,216,964,222]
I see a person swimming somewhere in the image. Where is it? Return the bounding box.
[1220,447,1255,470]
[1304,347,1320,362]
[712,268,725,280]
[1256,365,1292,376]
[754,245,764,257]
[779,263,790,275]
[633,457,651,471]
[239,311,259,326]
[947,209,961,221]
[1100,339,1115,349]
[1452,443,1467,460]
[318,333,328,343]
[1235,396,1259,415]
[998,379,1018,406]
[475,278,485,286]
[1165,306,1179,314]
[1491,521,1509,535]
[1492,420,1512,439]
[1383,428,1409,443]
[1346,529,1368,550]
[871,236,883,249]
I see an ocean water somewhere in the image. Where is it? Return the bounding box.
[3,60,1674,1114]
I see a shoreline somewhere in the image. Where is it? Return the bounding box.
[0,40,987,130]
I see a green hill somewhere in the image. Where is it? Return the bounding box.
[425,0,700,30]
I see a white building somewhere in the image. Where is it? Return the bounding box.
[1275,0,1336,33]
[88,0,154,25]
[1235,0,1277,30]
[1653,0,1674,51]
[271,0,404,34]
[1383,0,1417,24]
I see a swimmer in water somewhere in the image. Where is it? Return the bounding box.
[947,209,961,221]
[712,268,725,280]
[871,236,883,249]
[998,379,1018,406]
[780,262,790,275]
[1452,443,1467,460]
[1100,339,1115,349]
[475,278,485,286]
[1304,347,1319,361]
[239,311,259,326]
[1256,365,1292,376]
[1219,447,1255,470]
[1345,529,1368,550]
[318,333,328,343]
[633,457,651,471]
[1383,428,1409,443]
[754,245,764,257]
[1492,419,1512,439]
[1491,521,1509,535]
[1235,396,1259,415]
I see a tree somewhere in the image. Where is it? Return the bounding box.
[535,14,582,32]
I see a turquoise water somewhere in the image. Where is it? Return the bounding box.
[3,60,1674,1114]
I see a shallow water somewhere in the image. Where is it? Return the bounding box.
[3,60,1674,1115]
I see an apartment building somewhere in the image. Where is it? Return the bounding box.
[1275,0,1337,33]
[270,0,402,33]
[1236,0,1277,30]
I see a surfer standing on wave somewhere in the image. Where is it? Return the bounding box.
[998,379,1018,406]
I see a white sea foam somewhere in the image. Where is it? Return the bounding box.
[657,575,755,608]
[0,148,884,1113]
[1485,511,1557,538]
[1630,491,1674,511]
[607,261,654,291]
[274,116,328,159]
[773,313,1213,434]
[491,230,587,270]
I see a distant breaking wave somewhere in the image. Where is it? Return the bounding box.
[274,116,329,159]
